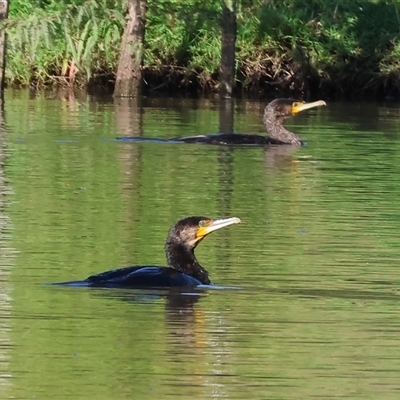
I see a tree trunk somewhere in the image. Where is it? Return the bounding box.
[0,0,8,92]
[220,0,236,99]
[114,0,147,98]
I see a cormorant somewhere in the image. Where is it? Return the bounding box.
[54,216,241,288]
[174,98,326,145]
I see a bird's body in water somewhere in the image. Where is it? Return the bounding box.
[174,98,326,145]
[54,216,241,288]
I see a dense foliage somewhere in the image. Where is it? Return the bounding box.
[5,0,400,98]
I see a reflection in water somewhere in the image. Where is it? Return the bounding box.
[89,287,231,398]
[4,92,400,399]
[215,96,235,228]
[218,98,234,134]
[0,98,13,396]
[90,287,203,308]
[164,293,231,399]
[263,144,300,172]
[216,147,234,213]
[114,96,143,138]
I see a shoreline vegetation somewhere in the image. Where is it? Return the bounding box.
[5,0,400,99]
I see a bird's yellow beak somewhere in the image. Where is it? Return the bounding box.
[292,100,326,115]
[196,217,241,240]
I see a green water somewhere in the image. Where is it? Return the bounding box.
[1,90,400,399]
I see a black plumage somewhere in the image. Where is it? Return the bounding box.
[54,216,241,288]
[175,98,326,145]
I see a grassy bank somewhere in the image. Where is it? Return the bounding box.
[6,0,400,99]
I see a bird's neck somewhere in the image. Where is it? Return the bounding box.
[165,242,210,285]
[263,109,302,145]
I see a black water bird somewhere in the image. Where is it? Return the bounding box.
[54,216,241,288]
[174,98,326,145]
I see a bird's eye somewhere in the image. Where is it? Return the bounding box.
[199,220,206,227]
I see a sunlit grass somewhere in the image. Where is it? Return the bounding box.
[4,0,400,97]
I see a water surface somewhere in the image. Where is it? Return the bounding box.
[1,90,400,399]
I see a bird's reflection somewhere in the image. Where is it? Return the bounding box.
[90,286,204,317]
[89,287,218,355]
[88,286,232,382]
[263,143,301,173]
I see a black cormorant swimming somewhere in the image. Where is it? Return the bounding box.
[175,98,326,145]
[54,216,241,288]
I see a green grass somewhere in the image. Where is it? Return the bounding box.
[5,0,400,98]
